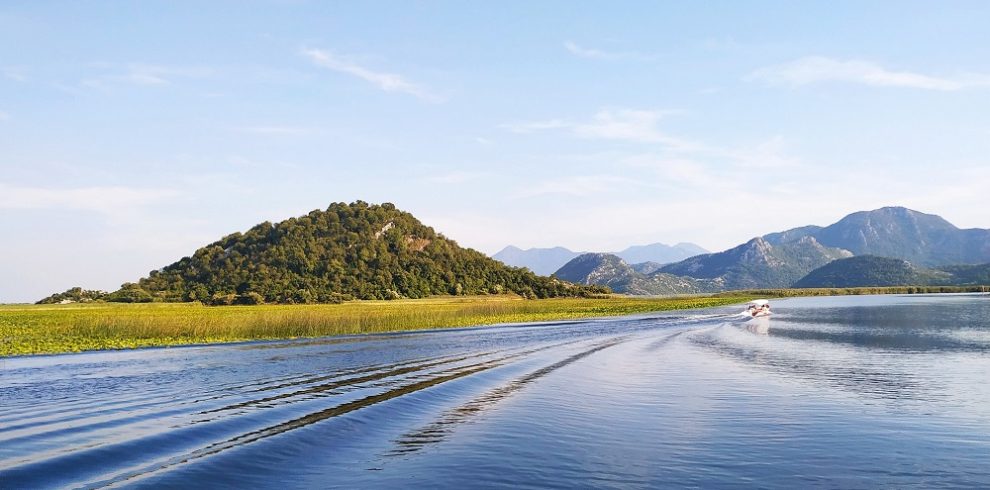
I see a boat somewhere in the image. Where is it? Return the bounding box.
[741,299,772,318]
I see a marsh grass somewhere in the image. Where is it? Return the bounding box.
[0,295,751,356]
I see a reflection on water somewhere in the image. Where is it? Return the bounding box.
[2,294,990,488]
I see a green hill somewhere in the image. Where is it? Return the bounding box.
[935,263,990,285]
[792,255,950,288]
[107,201,608,304]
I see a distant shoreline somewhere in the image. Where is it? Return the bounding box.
[4,288,987,358]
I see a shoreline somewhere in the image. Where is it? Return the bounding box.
[1,295,753,357]
[5,287,987,358]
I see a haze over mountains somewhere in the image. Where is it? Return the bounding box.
[41,205,990,303]
[556,207,990,293]
[492,242,707,276]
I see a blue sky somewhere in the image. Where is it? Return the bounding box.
[2,1,990,302]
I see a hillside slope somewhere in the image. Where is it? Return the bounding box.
[120,202,607,304]
[793,256,950,288]
[659,236,852,289]
[554,253,704,295]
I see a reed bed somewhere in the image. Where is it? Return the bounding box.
[0,295,751,356]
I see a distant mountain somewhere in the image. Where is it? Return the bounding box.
[493,242,707,275]
[548,207,989,294]
[764,207,990,266]
[793,256,950,288]
[492,246,582,276]
[90,202,607,304]
[630,261,665,275]
[613,242,708,265]
[659,236,852,290]
[554,253,705,295]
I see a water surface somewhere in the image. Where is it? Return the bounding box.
[3,294,990,488]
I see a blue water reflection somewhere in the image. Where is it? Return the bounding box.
[2,294,989,488]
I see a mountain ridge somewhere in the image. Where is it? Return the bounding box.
[554,253,706,295]
[493,242,708,275]
[765,206,990,266]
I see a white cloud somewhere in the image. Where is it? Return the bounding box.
[301,47,441,102]
[424,171,491,185]
[82,64,213,88]
[235,125,319,136]
[500,119,569,133]
[563,41,655,61]
[622,155,715,188]
[502,108,696,149]
[513,175,641,198]
[2,66,28,82]
[720,135,802,169]
[573,109,687,146]
[0,183,179,217]
[748,56,990,91]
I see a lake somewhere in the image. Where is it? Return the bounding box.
[3,294,990,488]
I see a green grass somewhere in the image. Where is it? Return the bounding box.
[0,295,754,357]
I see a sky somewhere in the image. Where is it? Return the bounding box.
[2,1,990,302]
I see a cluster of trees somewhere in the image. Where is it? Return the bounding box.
[107,201,608,305]
[792,255,990,289]
[792,256,939,288]
[36,287,110,304]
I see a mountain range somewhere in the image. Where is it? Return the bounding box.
[557,207,990,293]
[42,204,989,303]
[763,207,990,266]
[492,242,707,276]
[554,253,708,295]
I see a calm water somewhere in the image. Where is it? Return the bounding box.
[3,294,990,488]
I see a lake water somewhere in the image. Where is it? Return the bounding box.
[3,294,990,488]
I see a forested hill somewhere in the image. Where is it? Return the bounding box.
[119,201,608,304]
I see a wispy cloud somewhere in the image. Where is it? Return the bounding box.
[2,66,28,82]
[82,64,213,88]
[563,41,655,61]
[500,119,569,133]
[0,183,178,216]
[513,175,641,198]
[301,47,441,102]
[502,108,695,149]
[424,171,491,185]
[235,125,320,136]
[748,56,990,91]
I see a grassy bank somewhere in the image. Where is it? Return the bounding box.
[0,295,753,357]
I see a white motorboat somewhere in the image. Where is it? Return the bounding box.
[741,299,772,318]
